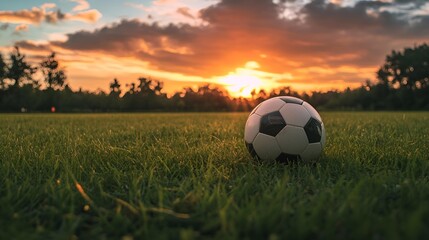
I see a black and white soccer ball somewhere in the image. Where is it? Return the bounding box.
[244,96,326,162]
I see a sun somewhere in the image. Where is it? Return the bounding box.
[220,73,263,98]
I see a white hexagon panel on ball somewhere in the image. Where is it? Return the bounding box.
[302,102,322,123]
[254,98,285,116]
[279,104,311,127]
[252,133,282,161]
[276,125,309,155]
[244,113,261,144]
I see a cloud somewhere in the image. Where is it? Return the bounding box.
[125,2,150,11]
[301,0,404,33]
[14,0,429,91]
[0,3,100,25]
[14,24,29,32]
[176,7,195,19]
[41,3,57,10]
[15,40,52,51]
[0,23,9,30]
[71,0,91,12]
[48,33,69,42]
[66,10,102,23]
[0,6,53,24]
[126,0,209,25]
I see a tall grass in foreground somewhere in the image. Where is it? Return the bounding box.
[0,112,428,239]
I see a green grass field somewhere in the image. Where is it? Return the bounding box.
[1,112,429,239]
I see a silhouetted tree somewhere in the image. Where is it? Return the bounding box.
[126,82,136,95]
[107,78,122,111]
[377,44,429,90]
[6,46,36,88]
[136,77,164,96]
[153,80,163,95]
[137,77,152,95]
[109,78,121,97]
[1,43,428,112]
[178,84,230,111]
[0,53,7,89]
[40,52,67,90]
[270,86,300,98]
[253,89,267,104]
[376,43,429,109]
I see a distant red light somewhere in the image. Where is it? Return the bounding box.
[51,106,56,113]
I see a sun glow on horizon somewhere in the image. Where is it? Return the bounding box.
[219,61,266,98]
[221,73,263,98]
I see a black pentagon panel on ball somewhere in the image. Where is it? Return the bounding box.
[304,118,322,143]
[279,97,303,105]
[245,142,260,159]
[276,153,300,164]
[259,111,286,137]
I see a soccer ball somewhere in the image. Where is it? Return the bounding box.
[244,96,325,162]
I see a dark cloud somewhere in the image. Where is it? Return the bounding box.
[16,0,429,82]
[15,40,52,51]
[301,0,409,34]
[0,23,8,30]
[176,7,195,19]
[200,0,281,24]
[354,1,391,8]
[56,20,194,51]
[393,0,428,6]
[45,10,66,23]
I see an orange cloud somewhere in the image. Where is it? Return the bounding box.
[10,0,429,94]
[71,0,90,12]
[14,24,29,32]
[0,7,51,24]
[66,10,102,23]
[0,3,101,25]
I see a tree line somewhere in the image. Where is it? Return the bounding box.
[0,44,428,112]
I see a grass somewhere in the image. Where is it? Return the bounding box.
[1,112,429,239]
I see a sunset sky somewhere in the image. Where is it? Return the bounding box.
[0,0,428,97]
